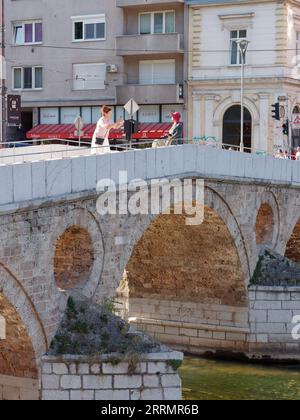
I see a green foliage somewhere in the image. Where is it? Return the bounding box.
[66,297,78,319]
[72,321,89,334]
[251,254,264,285]
[102,298,121,315]
[167,359,183,371]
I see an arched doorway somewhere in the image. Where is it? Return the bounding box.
[223,105,252,151]
[119,206,249,354]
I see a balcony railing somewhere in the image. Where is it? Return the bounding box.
[116,33,184,56]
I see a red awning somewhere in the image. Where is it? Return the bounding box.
[27,123,173,141]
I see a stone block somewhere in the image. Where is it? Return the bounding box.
[43,390,69,400]
[141,388,164,401]
[161,374,181,388]
[95,390,130,401]
[83,375,112,390]
[249,310,267,323]
[78,364,89,375]
[52,363,68,375]
[61,375,82,390]
[143,375,161,388]
[70,390,95,401]
[42,374,60,390]
[268,310,293,323]
[102,363,129,375]
[114,375,142,389]
[163,388,182,401]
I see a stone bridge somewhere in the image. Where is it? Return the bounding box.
[0,144,300,399]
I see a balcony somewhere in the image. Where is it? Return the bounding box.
[116,33,184,56]
[117,0,184,7]
[116,83,184,104]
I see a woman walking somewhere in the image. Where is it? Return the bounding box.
[91,106,123,154]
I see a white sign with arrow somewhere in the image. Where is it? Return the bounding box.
[124,98,140,118]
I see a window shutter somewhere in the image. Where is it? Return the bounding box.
[153,60,175,84]
[139,62,153,84]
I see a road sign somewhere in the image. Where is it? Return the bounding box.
[124,98,140,117]
[74,130,84,137]
[293,114,300,128]
[7,95,21,126]
[74,116,84,131]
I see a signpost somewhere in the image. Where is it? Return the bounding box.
[124,98,139,147]
[7,95,21,126]
[292,114,300,128]
[74,116,84,146]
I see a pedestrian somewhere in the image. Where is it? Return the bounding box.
[296,147,300,161]
[91,106,123,154]
[166,112,184,146]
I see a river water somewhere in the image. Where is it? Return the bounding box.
[180,357,300,400]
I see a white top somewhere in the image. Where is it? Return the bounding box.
[296,152,300,161]
[94,117,112,139]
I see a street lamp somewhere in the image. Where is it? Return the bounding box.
[236,39,250,152]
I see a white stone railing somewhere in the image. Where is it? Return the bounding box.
[0,145,299,210]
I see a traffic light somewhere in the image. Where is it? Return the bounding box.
[272,103,280,121]
[282,120,289,136]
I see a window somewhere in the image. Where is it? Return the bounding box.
[73,63,106,90]
[139,60,176,85]
[230,30,247,65]
[72,15,106,41]
[139,11,175,35]
[13,21,43,45]
[297,31,300,56]
[13,67,43,90]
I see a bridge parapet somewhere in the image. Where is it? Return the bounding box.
[0,145,299,211]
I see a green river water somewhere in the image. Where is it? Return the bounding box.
[180,357,300,400]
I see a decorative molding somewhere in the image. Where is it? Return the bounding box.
[219,12,255,30]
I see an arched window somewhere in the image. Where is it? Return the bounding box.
[292,106,300,148]
[223,105,252,151]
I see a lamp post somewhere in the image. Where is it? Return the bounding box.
[236,39,250,152]
[0,0,6,146]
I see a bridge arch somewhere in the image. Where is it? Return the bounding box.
[255,192,280,248]
[116,185,250,354]
[0,264,46,399]
[50,207,105,300]
[285,218,300,263]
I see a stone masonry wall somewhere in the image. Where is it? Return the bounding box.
[248,286,300,356]
[54,226,94,290]
[0,375,40,401]
[128,298,249,354]
[41,353,183,401]
[0,294,38,379]
[126,208,246,306]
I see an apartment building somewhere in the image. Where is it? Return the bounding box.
[187,0,300,153]
[5,0,187,140]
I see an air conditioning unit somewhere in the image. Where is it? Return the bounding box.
[106,64,118,73]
